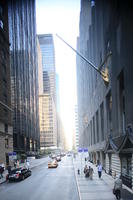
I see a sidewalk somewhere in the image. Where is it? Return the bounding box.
[73,155,133,200]
[0,156,49,185]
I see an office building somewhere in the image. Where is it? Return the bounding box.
[77,0,133,189]
[38,34,57,148]
[8,0,40,156]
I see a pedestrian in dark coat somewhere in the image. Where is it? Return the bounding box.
[7,165,11,173]
[0,165,4,178]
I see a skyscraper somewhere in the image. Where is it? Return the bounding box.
[38,34,57,149]
[8,0,40,155]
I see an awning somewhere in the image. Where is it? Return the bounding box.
[104,125,133,153]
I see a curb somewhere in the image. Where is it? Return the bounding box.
[73,158,81,200]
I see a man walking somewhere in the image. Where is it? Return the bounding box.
[97,162,102,178]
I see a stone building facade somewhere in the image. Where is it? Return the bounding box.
[0,0,13,165]
[77,0,133,189]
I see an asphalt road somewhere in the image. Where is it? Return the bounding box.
[0,156,79,200]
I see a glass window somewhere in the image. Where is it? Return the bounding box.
[5,124,8,133]
[106,91,112,132]
[117,70,126,134]
[100,103,104,141]
[0,19,3,29]
[0,4,3,15]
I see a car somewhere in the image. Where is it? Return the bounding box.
[50,154,57,159]
[48,160,58,168]
[67,153,71,157]
[6,167,32,182]
[60,152,66,157]
[56,156,61,162]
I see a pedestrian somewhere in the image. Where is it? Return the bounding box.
[89,166,93,180]
[0,165,4,178]
[7,165,11,174]
[84,165,89,178]
[97,162,102,178]
[1,163,5,170]
[26,160,30,169]
[84,165,88,174]
[14,160,17,168]
[17,160,19,168]
[113,174,122,200]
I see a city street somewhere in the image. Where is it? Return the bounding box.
[0,156,79,200]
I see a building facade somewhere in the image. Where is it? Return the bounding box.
[8,0,40,156]
[38,34,57,149]
[74,105,79,150]
[77,0,133,189]
[0,0,13,166]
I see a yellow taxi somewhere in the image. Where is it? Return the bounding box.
[48,160,58,168]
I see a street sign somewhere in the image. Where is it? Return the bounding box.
[78,148,83,153]
[78,148,88,153]
[83,148,88,152]
[8,152,17,160]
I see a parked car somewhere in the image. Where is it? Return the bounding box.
[7,167,32,182]
[48,160,58,168]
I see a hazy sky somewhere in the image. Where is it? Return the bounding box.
[36,0,80,149]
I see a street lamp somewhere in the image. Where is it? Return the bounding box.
[56,34,112,84]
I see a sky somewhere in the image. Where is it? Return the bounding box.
[36,0,80,149]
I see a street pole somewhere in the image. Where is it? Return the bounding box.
[56,34,100,74]
[56,34,112,84]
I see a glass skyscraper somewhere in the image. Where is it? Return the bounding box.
[8,0,40,154]
[38,34,57,148]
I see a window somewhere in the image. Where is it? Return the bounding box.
[93,116,96,144]
[100,103,104,141]
[0,5,3,16]
[90,121,92,145]
[106,91,112,132]
[5,137,9,148]
[117,70,126,134]
[5,124,8,133]
[0,19,3,29]
[96,111,99,142]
